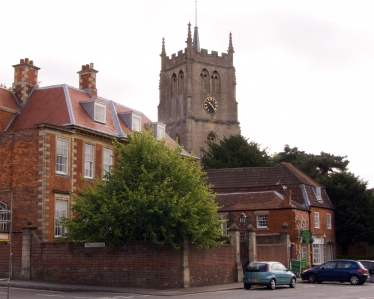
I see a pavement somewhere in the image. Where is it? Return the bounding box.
[0,278,306,296]
[0,278,244,296]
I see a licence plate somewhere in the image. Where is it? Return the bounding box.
[251,279,259,282]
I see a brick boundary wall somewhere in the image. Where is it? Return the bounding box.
[188,243,236,286]
[30,240,184,288]
[257,244,288,266]
[0,237,237,288]
[0,232,22,279]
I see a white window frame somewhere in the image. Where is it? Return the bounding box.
[314,212,320,229]
[132,115,141,132]
[301,219,306,231]
[315,187,323,202]
[103,148,113,176]
[300,243,308,259]
[55,198,68,237]
[0,202,8,232]
[218,215,227,236]
[56,137,68,174]
[256,214,268,229]
[84,144,94,179]
[157,125,165,140]
[327,213,332,229]
[94,103,106,123]
[313,243,324,265]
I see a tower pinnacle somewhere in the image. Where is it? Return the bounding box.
[228,32,234,53]
[161,37,166,56]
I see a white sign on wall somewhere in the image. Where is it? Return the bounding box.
[84,242,105,248]
[313,237,324,245]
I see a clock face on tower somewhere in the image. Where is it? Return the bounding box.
[203,96,218,114]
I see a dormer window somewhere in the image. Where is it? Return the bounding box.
[147,122,166,140]
[80,100,107,124]
[157,126,165,140]
[132,115,141,132]
[94,103,106,123]
[315,187,323,203]
[118,111,143,132]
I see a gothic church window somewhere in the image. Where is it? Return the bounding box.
[200,69,210,94]
[176,71,184,119]
[207,132,217,143]
[171,73,177,97]
[211,71,221,95]
[178,71,184,95]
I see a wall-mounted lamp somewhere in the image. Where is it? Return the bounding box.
[239,212,246,223]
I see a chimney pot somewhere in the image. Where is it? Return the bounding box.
[12,58,40,104]
[77,62,98,98]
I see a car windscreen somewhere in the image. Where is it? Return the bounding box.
[246,263,268,272]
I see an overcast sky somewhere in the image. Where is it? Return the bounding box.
[1,0,373,188]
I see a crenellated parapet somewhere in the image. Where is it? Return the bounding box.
[162,47,233,71]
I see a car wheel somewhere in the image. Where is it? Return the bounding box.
[267,279,276,290]
[244,283,251,290]
[307,273,317,283]
[350,275,360,285]
[289,277,296,288]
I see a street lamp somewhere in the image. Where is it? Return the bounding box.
[239,212,246,224]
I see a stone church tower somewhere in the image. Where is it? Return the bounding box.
[158,23,240,156]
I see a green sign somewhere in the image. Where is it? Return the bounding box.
[300,230,312,239]
[292,260,301,273]
[301,258,307,267]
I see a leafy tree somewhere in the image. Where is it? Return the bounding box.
[201,134,274,169]
[62,130,222,249]
[273,144,349,180]
[319,172,374,254]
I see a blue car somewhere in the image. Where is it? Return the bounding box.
[243,261,297,290]
[301,260,368,285]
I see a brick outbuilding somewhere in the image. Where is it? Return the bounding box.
[207,163,336,267]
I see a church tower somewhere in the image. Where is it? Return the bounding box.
[158,22,240,156]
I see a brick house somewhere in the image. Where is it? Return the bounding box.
[207,163,336,267]
[0,58,186,243]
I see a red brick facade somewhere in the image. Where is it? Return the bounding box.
[0,125,115,241]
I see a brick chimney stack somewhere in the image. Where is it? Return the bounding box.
[77,63,98,98]
[12,58,40,104]
[284,190,292,208]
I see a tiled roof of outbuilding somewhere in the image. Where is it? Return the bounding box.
[206,163,322,188]
[206,163,334,209]
[215,191,308,212]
